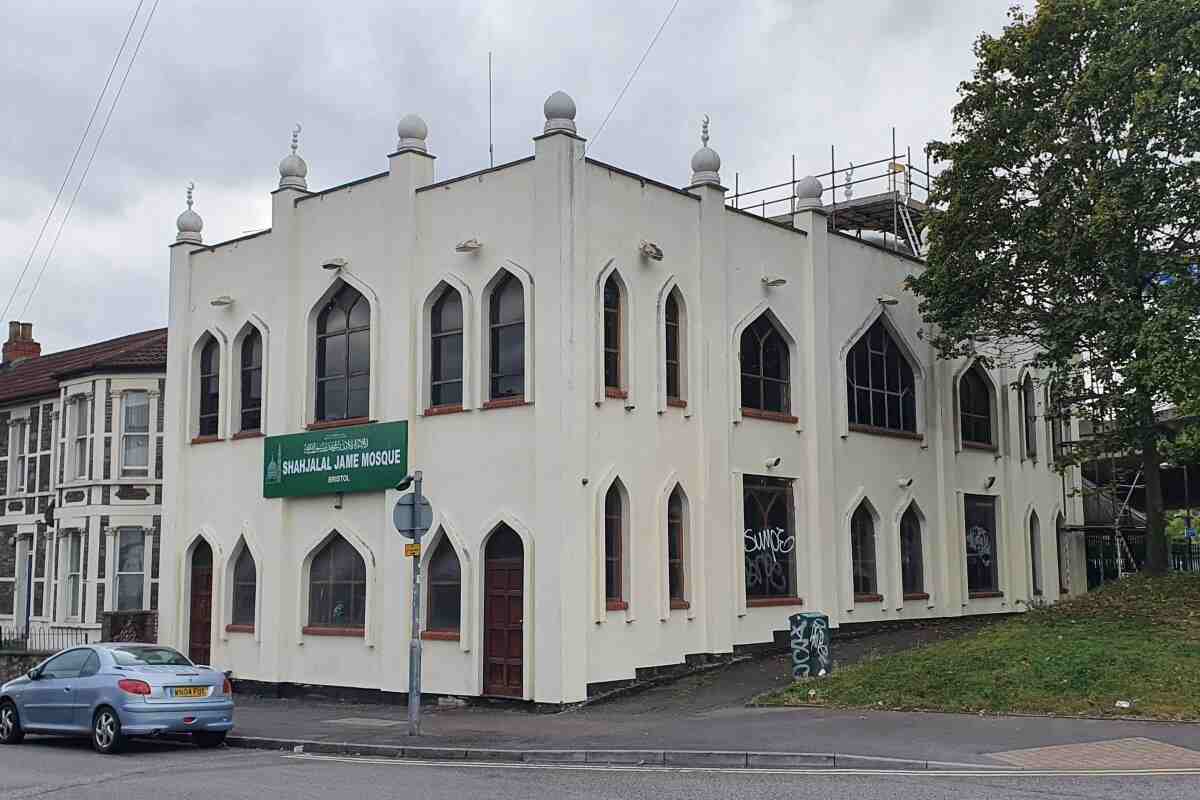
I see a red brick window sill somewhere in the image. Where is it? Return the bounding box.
[854,593,884,603]
[606,599,629,611]
[420,629,460,641]
[231,430,264,440]
[225,624,255,634]
[666,398,688,408]
[191,435,223,445]
[302,625,365,637]
[741,408,799,424]
[306,417,373,431]
[605,387,628,400]
[747,596,804,608]
[482,397,529,410]
[903,592,930,601]
[848,423,923,442]
[968,591,1004,600]
[424,404,465,417]
[669,599,690,610]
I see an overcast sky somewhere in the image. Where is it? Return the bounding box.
[1,0,1023,354]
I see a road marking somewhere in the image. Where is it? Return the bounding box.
[282,753,1200,778]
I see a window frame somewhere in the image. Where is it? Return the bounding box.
[72,396,90,479]
[424,535,462,636]
[239,327,264,433]
[964,495,1001,597]
[1029,510,1043,597]
[65,531,82,620]
[604,482,626,609]
[429,286,465,409]
[959,364,994,448]
[603,274,624,393]
[315,285,371,424]
[305,533,367,632]
[487,272,526,403]
[664,290,683,404]
[666,485,687,607]
[231,545,257,629]
[197,338,221,437]
[115,527,146,611]
[12,419,27,495]
[742,475,799,604]
[120,390,150,477]
[846,318,918,435]
[739,313,792,417]
[850,504,879,599]
[900,506,926,598]
[1022,374,1038,460]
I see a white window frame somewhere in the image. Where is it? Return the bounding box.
[11,418,27,495]
[115,527,147,611]
[72,396,89,480]
[120,391,150,478]
[64,531,82,620]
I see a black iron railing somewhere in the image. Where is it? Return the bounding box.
[0,626,93,653]
[1172,541,1200,573]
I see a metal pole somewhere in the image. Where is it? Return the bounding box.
[407,470,424,736]
[488,53,494,168]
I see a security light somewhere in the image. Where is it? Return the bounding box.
[983,475,997,490]
[765,456,782,468]
[897,476,913,489]
[455,238,483,253]
[209,295,234,308]
[877,294,900,306]
[761,275,787,288]
[322,257,348,270]
[639,241,664,261]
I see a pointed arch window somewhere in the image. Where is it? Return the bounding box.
[900,506,924,597]
[603,274,624,392]
[847,319,916,433]
[1056,513,1069,593]
[198,338,220,437]
[306,533,366,630]
[665,290,684,404]
[231,546,256,628]
[850,504,879,599]
[426,536,461,634]
[430,287,464,407]
[240,328,263,432]
[667,485,687,606]
[489,273,525,400]
[1030,510,1043,596]
[604,482,626,609]
[740,314,790,415]
[316,284,370,423]
[1022,374,1038,459]
[960,364,993,446]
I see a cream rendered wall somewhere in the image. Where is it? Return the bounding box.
[162,120,1083,705]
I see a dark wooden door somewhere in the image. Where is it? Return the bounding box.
[483,527,524,697]
[189,541,213,665]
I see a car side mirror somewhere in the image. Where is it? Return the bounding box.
[26,668,40,681]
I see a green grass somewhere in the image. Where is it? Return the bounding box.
[761,575,1200,720]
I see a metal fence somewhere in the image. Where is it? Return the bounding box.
[0,626,93,653]
[1172,541,1200,573]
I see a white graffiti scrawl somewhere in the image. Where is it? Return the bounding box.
[789,613,831,679]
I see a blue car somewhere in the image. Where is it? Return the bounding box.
[0,643,234,754]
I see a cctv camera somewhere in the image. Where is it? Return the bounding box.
[765,456,782,468]
[897,476,913,489]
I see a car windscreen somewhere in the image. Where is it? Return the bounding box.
[108,646,193,667]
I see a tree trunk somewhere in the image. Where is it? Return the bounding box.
[1142,439,1169,576]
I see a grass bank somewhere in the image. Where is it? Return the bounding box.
[761,575,1200,720]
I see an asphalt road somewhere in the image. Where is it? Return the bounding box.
[3,738,1199,800]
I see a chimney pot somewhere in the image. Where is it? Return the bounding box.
[3,321,40,366]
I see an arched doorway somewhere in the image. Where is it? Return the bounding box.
[188,541,213,665]
[483,525,523,697]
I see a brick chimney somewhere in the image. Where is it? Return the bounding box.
[2,322,40,366]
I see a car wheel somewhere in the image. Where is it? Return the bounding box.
[0,700,24,745]
[92,707,124,755]
[193,731,227,749]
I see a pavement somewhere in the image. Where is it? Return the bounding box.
[221,617,1200,771]
[5,741,1200,799]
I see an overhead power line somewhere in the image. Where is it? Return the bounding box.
[21,0,160,318]
[590,0,683,149]
[1,0,147,324]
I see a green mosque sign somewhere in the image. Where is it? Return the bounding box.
[263,421,408,498]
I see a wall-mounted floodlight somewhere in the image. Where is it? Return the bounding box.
[877,294,899,306]
[455,238,483,253]
[761,275,787,288]
[897,476,913,489]
[639,240,664,261]
[322,257,348,271]
[764,456,782,469]
[209,295,234,308]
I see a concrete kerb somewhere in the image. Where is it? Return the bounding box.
[225,736,983,771]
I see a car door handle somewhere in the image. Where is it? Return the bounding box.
[63,687,72,692]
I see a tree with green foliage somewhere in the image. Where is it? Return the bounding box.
[910,0,1200,575]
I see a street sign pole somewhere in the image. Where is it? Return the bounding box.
[408,470,424,737]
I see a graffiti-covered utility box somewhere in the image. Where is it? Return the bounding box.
[788,612,831,679]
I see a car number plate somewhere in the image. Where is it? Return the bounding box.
[173,686,207,698]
